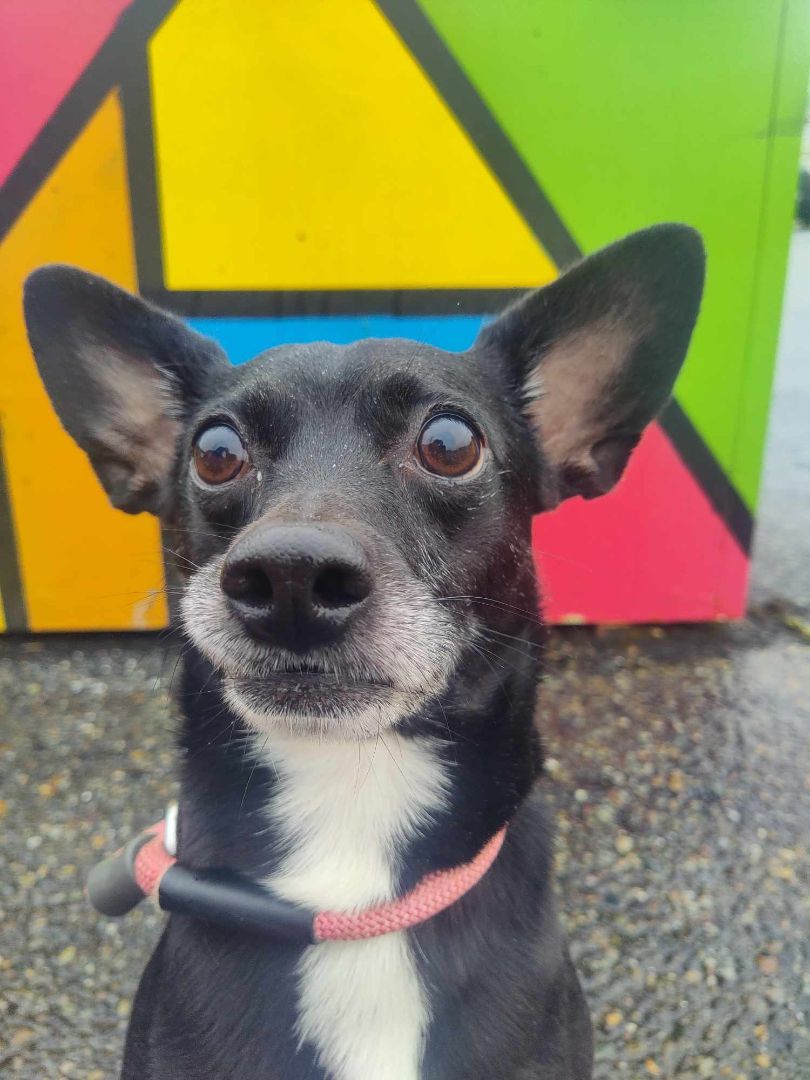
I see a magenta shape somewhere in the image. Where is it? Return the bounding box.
[0,0,132,188]
[536,423,749,624]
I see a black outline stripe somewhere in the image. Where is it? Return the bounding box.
[660,401,753,553]
[375,0,581,270]
[0,423,28,631]
[143,286,525,318]
[0,0,177,242]
[119,33,166,291]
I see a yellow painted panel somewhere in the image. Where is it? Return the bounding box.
[150,0,555,290]
[0,93,167,631]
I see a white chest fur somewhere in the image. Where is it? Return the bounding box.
[259,734,448,1080]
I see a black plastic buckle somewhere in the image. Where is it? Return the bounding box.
[86,831,154,916]
[157,865,316,943]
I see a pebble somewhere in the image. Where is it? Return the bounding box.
[757,954,780,976]
[614,833,634,855]
[667,769,685,793]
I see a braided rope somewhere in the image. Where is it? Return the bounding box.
[133,821,176,897]
[313,827,506,941]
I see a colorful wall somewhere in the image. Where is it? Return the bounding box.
[1,0,808,631]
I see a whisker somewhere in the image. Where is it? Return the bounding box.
[239,733,270,814]
[484,627,545,650]
[162,546,205,573]
[378,732,408,785]
[482,629,547,665]
[436,594,545,626]
[468,640,539,680]
[358,730,382,793]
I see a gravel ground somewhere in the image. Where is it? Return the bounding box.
[1,236,808,1078]
[1,619,808,1079]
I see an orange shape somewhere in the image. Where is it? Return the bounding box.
[0,92,167,631]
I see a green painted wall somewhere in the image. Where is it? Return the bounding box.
[419,0,810,509]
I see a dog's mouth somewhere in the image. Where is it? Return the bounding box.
[230,669,394,698]
[233,660,395,695]
[278,658,383,679]
[218,649,408,737]
[224,669,402,739]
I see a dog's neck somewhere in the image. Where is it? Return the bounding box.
[257,732,448,910]
[167,642,550,1080]
[174,642,542,905]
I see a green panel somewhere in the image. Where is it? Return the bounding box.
[418,0,809,508]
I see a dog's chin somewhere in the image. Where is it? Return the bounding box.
[223,674,417,740]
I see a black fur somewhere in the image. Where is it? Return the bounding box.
[23,224,705,1079]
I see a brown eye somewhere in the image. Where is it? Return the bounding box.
[192,424,249,485]
[416,413,483,478]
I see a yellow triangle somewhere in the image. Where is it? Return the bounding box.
[150,0,556,290]
[0,93,167,631]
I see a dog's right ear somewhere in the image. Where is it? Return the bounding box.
[23,265,229,515]
[476,224,704,510]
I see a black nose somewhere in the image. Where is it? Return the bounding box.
[220,524,373,651]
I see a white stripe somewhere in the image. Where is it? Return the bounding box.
[259,734,448,1080]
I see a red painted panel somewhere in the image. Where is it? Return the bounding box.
[536,423,748,624]
[0,0,131,187]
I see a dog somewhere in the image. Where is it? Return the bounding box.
[24,223,704,1079]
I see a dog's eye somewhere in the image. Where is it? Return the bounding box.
[416,414,483,478]
[192,424,249,485]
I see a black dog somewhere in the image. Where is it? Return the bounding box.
[24,224,703,1080]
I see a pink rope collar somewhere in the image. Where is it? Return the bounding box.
[314,827,506,941]
[103,816,507,942]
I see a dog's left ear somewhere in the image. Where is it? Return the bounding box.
[477,224,705,509]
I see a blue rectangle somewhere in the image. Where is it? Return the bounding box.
[188,315,486,365]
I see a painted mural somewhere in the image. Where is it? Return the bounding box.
[1,0,808,630]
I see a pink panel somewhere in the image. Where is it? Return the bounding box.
[0,0,132,187]
[535,424,749,624]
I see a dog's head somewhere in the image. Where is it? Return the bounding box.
[24,225,703,739]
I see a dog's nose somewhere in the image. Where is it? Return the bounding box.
[220,524,373,651]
